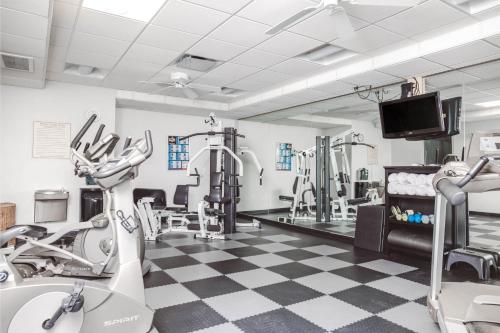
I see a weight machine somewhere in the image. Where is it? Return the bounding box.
[137,113,263,240]
[280,130,377,223]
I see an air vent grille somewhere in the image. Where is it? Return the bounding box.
[1,52,34,72]
[175,54,220,72]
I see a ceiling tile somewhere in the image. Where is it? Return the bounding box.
[256,31,323,57]
[269,58,324,76]
[341,2,411,23]
[46,58,66,72]
[461,61,500,80]
[331,25,404,53]
[153,0,230,35]
[340,70,400,87]
[288,88,331,103]
[378,58,448,78]
[188,38,246,61]
[1,0,50,17]
[208,16,271,47]
[487,34,500,48]
[245,69,293,84]
[66,49,120,69]
[138,25,201,52]
[183,0,252,14]
[313,80,355,95]
[111,59,164,80]
[425,70,481,88]
[75,9,145,42]
[227,79,268,91]
[52,1,79,29]
[192,72,233,86]
[0,7,48,39]
[1,32,46,58]
[49,27,72,46]
[206,62,260,83]
[122,43,179,66]
[424,41,500,68]
[70,31,129,57]
[49,45,67,61]
[289,9,369,42]
[376,0,467,38]
[102,74,156,92]
[238,0,318,26]
[231,49,287,69]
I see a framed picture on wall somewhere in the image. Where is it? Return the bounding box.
[168,136,189,170]
[276,143,292,171]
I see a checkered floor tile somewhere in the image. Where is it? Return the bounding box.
[469,216,500,250]
[145,223,446,333]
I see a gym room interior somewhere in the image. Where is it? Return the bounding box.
[1,0,500,332]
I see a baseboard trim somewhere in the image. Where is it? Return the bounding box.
[237,212,354,244]
[470,211,500,218]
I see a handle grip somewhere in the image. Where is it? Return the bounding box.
[92,124,105,145]
[71,114,96,148]
[436,179,466,206]
[83,142,90,154]
[123,137,132,150]
[144,130,153,159]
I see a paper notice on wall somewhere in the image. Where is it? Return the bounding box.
[367,145,378,165]
[33,121,71,159]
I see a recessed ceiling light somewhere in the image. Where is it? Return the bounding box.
[475,100,500,108]
[82,0,166,22]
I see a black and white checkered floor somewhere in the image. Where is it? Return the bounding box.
[469,215,500,251]
[143,223,444,333]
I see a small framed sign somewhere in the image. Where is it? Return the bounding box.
[168,136,189,170]
[276,143,292,171]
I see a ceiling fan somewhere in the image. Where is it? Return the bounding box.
[266,0,422,36]
[140,72,221,99]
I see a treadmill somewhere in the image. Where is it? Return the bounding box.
[428,130,500,333]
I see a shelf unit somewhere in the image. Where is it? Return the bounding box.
[383,166,468,256]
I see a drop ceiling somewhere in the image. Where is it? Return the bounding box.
[1,0,500,122]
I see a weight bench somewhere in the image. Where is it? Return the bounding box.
[347,197,372,205]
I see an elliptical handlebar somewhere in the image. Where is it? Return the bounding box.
[71,114,97,149]
[437,155,491,205]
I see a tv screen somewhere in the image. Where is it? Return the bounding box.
[379,92,445,139]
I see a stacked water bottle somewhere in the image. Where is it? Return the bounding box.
[387,172,436,197]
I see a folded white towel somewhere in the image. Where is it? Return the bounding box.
[388,173,398,183]
[416,174,427,185]
[426,185,436,196]
[415,185,427,196]
[407,184,417,195]
[407,173,418,185]
[397,172,409,184]
[388,182,397,194]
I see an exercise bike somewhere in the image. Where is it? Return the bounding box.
[0,115,156,333]
[8,120,149,278]
[427,130,500,333]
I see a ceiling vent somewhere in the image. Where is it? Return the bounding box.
[174,54,220,72]
[297,44,357,66]
[0,52,34,72]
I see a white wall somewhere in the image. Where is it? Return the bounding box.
[452,118,500,214]
[0,82,116,231]
[390,139,424,166]
[115,108,321,211]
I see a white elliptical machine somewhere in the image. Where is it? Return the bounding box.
[428,130,500,333]
[0,115,156,333]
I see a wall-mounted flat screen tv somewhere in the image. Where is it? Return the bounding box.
[379,92,445,139]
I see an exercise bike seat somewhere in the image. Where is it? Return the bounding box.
[279,195,294,202]
[0,225,47,247]
[347,197,371,205]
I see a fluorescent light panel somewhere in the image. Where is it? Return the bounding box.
[230,13,500,110]
[82,0,165,22]
[476,100,500,108]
